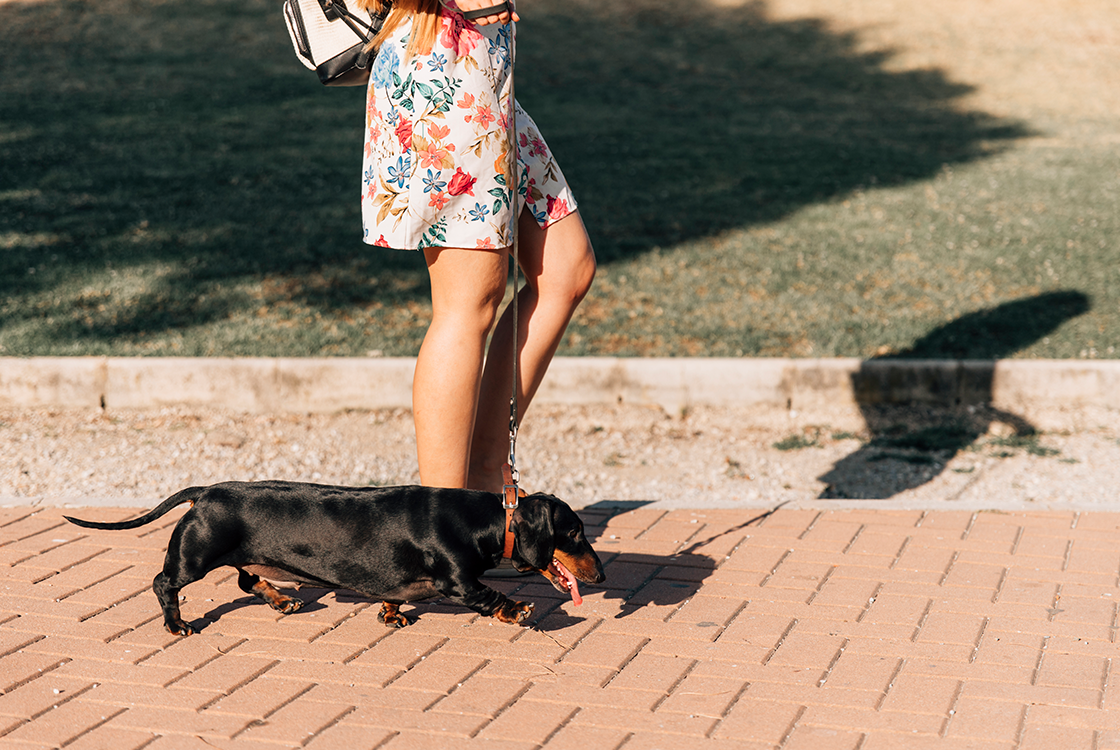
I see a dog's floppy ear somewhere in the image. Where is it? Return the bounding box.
[510,494,555,570]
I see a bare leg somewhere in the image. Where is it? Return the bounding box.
[413,246,508,488]
[467,210,596,491]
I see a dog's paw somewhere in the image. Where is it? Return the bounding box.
[164,619,196,637]
[272,596,304,615]
[494,600,535,625]
[378,602,410,628]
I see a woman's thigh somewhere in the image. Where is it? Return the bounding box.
[423,245,510,323]
[514,210,596,300]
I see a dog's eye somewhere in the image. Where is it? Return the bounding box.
[568,528,581,539]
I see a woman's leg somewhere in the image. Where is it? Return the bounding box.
[414,245,509,489]
[467,209,596,492]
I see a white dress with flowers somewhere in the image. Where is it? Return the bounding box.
[361,4,577,251]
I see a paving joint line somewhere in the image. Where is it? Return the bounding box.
[0,633,44,659]
[25,681,99,723]
[797,512,823,540]
[705,679,751,739]
[649,658,698,712]
[1097,657,1111,710]
[537,706,581,748]
[370,731,400,750]
[1014,703,1031,749]
[61,706,129,747]
[910,599,934,642]
[991,567,1009,603]
[1047,584,1066,621]
[601,638,652,689]
[818,639,848,687]
[806,566,836,606]
[875,658,905,710]
[425,658,491,713]
[78,587,153,623]
[889,536,911,569]
[229,682,323,737]
[841,524,866,554]
[970,618,990,664]
[760,550,793,588]
[470,680,534,738]
[1031,636,1051,686]
[554,617,605,665]
[939,680,964,738]
[939,552,959,586]
[763,619,798,666]
[0,655,70,695]
[961,513,978,541]
[166,656,280,693]
[381,637,449,687]
[711,600,750,644]
[1011,525,1025,554]
[631,510,669,542]
[857,584,883,623]
[614,732,635,750]
[54,564,138,603]
[776,704,807,749]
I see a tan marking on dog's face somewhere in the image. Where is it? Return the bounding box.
[554,549,604,583]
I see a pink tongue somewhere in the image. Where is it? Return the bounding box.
[556,560,582,606]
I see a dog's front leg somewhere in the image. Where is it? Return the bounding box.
[442,577,535,625]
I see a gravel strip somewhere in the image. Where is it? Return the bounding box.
[3,404,1118,511]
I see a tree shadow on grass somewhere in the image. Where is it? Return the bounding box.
[518,0,1028,261]
[0,0,1026,349]
[818,290,1091,499]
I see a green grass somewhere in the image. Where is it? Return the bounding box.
[2,0,1117,357]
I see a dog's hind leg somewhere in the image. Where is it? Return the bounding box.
[377,602,410,628]
[237,569,304,614]
[153,572,195,636]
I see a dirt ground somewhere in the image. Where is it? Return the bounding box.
[758,0,1120,131]
[3,403,1119,512]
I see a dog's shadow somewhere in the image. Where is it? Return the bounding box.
[512,501,782,631]
[193,582,336,630]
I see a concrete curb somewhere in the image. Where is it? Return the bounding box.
[2,357,1118,428]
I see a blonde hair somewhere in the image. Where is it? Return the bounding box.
[357,0,443,62]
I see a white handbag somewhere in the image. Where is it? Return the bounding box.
[283,0,392,86]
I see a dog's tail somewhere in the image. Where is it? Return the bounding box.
[64,486,207,530]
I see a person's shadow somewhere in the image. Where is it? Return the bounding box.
[818,290,1091,499]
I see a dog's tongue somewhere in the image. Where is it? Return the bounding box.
[553,559,582,606]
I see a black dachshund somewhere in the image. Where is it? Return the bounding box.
[65,481,604,635]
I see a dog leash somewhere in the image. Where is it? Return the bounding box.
[499,3,520,560]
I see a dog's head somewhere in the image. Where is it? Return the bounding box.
[510,493,605,603]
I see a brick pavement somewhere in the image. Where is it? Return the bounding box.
[2,503,1120,749]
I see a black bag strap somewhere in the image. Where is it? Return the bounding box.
[461,1,510,20]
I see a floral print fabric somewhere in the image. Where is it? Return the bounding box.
[362,5,577,251]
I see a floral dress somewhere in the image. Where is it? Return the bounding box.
[361,3,577,251]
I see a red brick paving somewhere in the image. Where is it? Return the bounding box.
[2,505,1120,748]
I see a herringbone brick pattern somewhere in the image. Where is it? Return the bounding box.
[3,504,1119,748]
